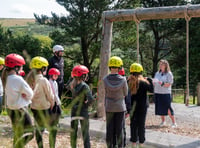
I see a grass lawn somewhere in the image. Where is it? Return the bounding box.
[173,95,197,105]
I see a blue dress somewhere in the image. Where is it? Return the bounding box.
[154,71,174,115]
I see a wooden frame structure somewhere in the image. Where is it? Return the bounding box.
[97,4,200,117]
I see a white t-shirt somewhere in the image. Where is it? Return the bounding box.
[49,79,61,105]
[5,74,33,109]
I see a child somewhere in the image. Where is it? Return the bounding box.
[103,56,128,148]
[48,68,62,147]
[26,56,54,148]
[118,67,131,147]
[0,57,5,114]
[2,53,34,148]
[128,63,153,147]
[69,65,94,148]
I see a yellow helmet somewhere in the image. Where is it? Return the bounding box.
[130,63,143,73]
[30,56,49,69]
[0,57,5,65]
[108,56,123,68]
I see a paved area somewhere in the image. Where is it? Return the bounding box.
[60,103,200,148]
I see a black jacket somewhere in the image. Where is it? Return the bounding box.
[131,78,153,112]
[47,55,64,82]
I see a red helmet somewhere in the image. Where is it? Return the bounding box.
[48,68,60,75]
[5,53,25,68]
[71,65,89,77]
[118,67,125,76]
[19,70,25,77]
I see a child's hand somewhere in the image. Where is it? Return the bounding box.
[84,100,88,104]
[125,113,129,118]
[50,102,55,110]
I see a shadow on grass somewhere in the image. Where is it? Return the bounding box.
[146,125,166,129]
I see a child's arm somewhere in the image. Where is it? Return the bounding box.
[21,79,34,101]
[146,77,154,93]
[85,85,94,105]
[42,78,55,109]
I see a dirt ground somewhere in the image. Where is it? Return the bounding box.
[0,115,107,148]
[0,110,199,148]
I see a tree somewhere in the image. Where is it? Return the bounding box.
[34,0,116,82]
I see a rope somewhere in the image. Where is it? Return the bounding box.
[184,5,191,106]
[136,23,140,63]
[133,8,141,63]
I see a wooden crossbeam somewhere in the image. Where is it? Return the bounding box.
[103,4,200,22]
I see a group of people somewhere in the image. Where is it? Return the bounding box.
[0,46,176,148]
[103,56,176,148]
[0,45,94,148]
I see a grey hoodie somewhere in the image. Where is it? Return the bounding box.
[103,74,128,112]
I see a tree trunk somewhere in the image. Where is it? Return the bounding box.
[81,37,91,82]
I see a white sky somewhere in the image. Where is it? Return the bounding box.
[0,0,67,18]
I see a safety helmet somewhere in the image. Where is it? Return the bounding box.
[118,67,125,76]
[71,65,89,77]
[130,63,143,73]
[0,57,5,65]
[19,70,25,77]
[30,56,49,69]
[5,53,25,68]
[108,56,123,68]
[53,45,64,53]
[48,68,60,75]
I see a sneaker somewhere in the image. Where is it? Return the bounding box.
[43,128,49,134]
[159,121,166,127]
[171,123,177,128]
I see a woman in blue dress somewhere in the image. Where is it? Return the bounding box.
[154,59,177,128]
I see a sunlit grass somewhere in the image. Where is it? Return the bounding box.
[173,95,197,105]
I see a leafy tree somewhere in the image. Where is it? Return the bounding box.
[34,0,117,82]
[0,25,53,74]
[0,25,13,56]
[112,0,187,77]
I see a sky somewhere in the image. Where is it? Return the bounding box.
[0,0,67,18]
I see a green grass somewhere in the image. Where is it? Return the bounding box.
[173,95,197,105]
[1,110,8,116]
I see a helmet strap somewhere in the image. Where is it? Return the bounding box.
[41,67,47,74]
[82,74,88,81]
[14,66,21,75]
[50,75,56,81]
[55,51,62,58]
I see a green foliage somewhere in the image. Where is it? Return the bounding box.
[0,25,54,75]
[173,95,196,105]
[1,110,8,116]
[8,23,57,36]
[34,0,118,83]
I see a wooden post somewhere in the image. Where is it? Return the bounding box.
[97,15,113,118]
[197,83,200,106]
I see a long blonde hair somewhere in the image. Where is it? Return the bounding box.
[128,74,149,95]
[1,67,9,88]
[70,77,82,89]
[25,69,37,90]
